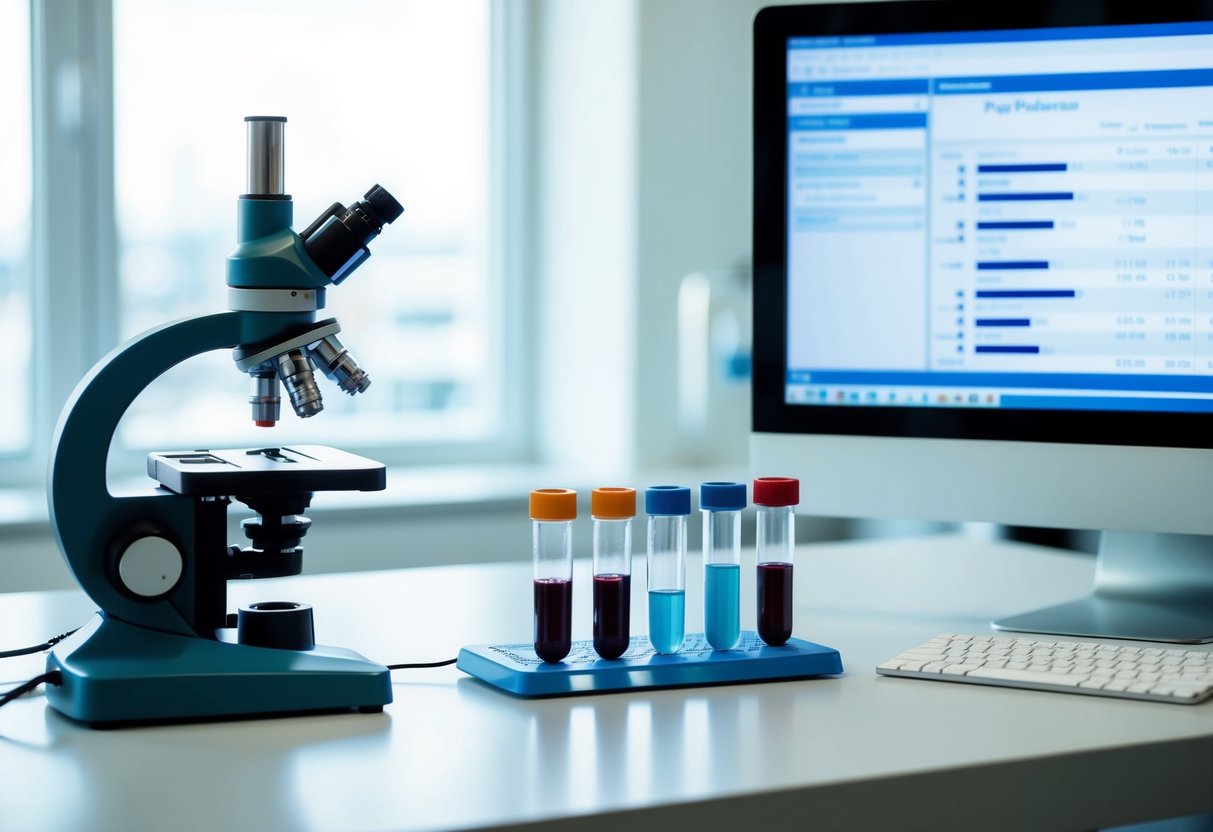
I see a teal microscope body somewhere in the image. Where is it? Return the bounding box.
[46,118,403,725]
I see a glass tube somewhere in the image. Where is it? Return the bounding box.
[592,487,635,660]
[646,485,690,654]
[531,488,576,662]
[702,481,746,651]
[754,477,798,646]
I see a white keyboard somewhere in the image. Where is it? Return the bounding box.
[878,634,1213,704]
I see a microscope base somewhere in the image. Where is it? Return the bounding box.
[45,613,393,726]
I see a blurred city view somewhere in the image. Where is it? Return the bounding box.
[109,0,496,452]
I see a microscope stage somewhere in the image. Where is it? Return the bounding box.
[147,445,386,496]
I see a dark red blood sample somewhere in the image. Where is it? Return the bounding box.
[592,573,631,659]
[757,562,793,646]
[533,578,572,662]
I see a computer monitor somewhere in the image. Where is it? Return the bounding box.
[751,1,1213,643]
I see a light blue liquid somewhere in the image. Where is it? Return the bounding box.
[648,589,686,654]
[704,562,740,650]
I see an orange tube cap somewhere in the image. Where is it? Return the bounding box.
[591,487,636,519]
[530,488,577,521]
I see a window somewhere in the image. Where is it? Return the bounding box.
[0,0,31,454]
[6,0,518,487]
[114,0,497,450]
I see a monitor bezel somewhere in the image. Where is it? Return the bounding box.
[752,0,1213,449]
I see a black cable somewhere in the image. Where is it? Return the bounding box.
[0,671,62,709]
[386,658,457,670]
[4,626,452,675]
[0,628,80,660]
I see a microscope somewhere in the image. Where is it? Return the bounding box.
[45,117,402,726]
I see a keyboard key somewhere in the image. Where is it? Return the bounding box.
[942,664,985,676]
[896,652,945,662]
[967,668,1087,687]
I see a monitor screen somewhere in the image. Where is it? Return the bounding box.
[787,21,1213,412]
[753,2,1213,450]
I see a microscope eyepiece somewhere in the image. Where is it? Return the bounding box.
[301,184,404,284]
[363,185,404,227]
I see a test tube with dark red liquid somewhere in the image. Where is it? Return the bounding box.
[591,487,635,660]
[531,488,576,663]
[754,477,798,646]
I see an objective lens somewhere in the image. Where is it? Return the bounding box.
[308,334,371,395]
[249,370,281,427]
[275,349,323,418]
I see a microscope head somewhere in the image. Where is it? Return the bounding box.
[230,116,403,427]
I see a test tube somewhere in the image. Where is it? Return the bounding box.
[754,477,799,646]
[646,485,690,654]
[701,481,746,651]
[530,488,576,663]
[591,487,636,660]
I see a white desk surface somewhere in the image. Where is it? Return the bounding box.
[1,535,1211,832]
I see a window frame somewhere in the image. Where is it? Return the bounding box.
[4,0,529,489]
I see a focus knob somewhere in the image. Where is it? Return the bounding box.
[111,527,184,598]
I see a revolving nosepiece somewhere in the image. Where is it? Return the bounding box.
[250,369,282,427]
[308,334,371,395]
[275,349,323,418]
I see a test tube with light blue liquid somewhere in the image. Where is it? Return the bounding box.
[646,485,689,654]
[701,482,746,651]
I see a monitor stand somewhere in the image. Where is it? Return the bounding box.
[993,531,1213,644]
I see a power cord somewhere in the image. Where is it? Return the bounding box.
[0,671,62,710]
[386,658,457,670]
[0,629,80,660]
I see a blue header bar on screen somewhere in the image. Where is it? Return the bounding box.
[933,67,1213,95]
[788,20,1213,50]
[789,113,928,131]
[788,79,930,97]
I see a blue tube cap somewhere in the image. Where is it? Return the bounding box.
[645,485,691,516]
[699,481,747,511]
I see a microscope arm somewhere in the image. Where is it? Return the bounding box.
[48,310,312,636]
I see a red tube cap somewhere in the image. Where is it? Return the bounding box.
[753,477,799,507]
